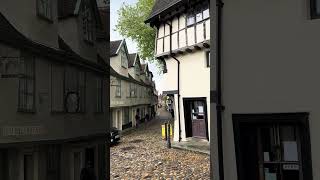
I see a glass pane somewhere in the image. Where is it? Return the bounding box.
[203,9,209,19]
[196,12,203,22]
[317,0,320,15]
[187,15,195,26]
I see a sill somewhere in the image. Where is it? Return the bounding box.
[83,39,94,45]
[37,14,54,23]
[311,14,320,19]
[17,109,36,114]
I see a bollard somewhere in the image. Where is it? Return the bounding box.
[164,123,167,141]
[167,122,171,148]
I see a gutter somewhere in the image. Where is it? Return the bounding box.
[216,0,225,180]
[166,22,182,142]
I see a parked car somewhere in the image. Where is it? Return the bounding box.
[110,127,120,145]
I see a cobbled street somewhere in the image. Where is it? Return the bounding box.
[110,108,210,180]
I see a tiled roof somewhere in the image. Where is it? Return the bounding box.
[146,0,183,23]
[128,53,137,67]
[110,40,122,56]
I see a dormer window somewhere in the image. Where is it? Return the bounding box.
[135,64,140,75]
[37,0,52,21]
[82,2,94,42]
[120,49,128,68]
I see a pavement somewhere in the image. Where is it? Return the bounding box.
[110,108,210,179]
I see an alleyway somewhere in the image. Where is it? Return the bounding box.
[110,108,210,179]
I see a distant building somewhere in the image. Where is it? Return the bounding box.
[0,0,108,179]
[110,39,158,130]
[146,0,210,142]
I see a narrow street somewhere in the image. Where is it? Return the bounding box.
[110,108,210,179]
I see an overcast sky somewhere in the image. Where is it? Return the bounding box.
[110,0,163,94]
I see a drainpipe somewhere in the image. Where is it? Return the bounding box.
[216,0,225,180]
[166,22,182,142]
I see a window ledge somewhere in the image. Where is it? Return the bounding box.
[37,14,54,23]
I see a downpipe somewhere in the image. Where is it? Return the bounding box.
[166,22,182,142]
[216,0,225,180]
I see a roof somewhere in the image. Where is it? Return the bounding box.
[110,40,122,56]
[128,53,137,67]
[110,66,152,88]
[0,12,106,73]
[145,0,183,23]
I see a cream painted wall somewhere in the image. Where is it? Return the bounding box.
[220,0,320,179]
[163,50,210,141]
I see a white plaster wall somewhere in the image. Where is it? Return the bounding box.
[221,0,320,179]
[163,50,210,142]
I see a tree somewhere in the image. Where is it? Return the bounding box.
[115,0,156,63]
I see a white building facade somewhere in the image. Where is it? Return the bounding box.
[146,0,211,142]
[211,0,320,180]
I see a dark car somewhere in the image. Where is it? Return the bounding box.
[110,127,120,145]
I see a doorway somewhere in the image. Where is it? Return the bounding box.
[233,113,313,180]
[183,98,208,139]
[24,154,34,180]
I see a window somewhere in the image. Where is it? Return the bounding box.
[64,67,86,113]
[18,53,35,112]
[121,50,127,68]
[115,79,121,97]
[311,0,320,18]
[135,64,140,75]
[78,71,86,112]
[37,0,52,20]
[51,64,64,112]
[96,77,103,112]
[130,83,136,97]
[82,2,94,42]
[206,51,210,67]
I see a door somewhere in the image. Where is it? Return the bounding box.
[183,98,208,138]
[191,101,207,138]
[24,154,34,180]
[116,110,121,129]
[233,113,312,180]
[73,152,81,180]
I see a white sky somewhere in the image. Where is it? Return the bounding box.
[110,0,163,94]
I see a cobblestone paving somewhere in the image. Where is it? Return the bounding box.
[110,109,210,180]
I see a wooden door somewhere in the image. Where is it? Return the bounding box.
[24,154,34,180]
[191,100,207,138]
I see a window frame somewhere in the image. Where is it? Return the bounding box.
[311,0,320,19]
[115,79,121,98]
[95,77,104,113]
[18,53,36,113]
[206,51,211,68]
[37,0,53,22]
[82,2,94,43]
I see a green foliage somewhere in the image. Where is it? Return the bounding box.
[116,0,156,63]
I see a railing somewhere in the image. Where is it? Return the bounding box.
[0,57,21,78]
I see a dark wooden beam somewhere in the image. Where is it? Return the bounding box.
[203,43,210,48]
[186,48,193,53]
